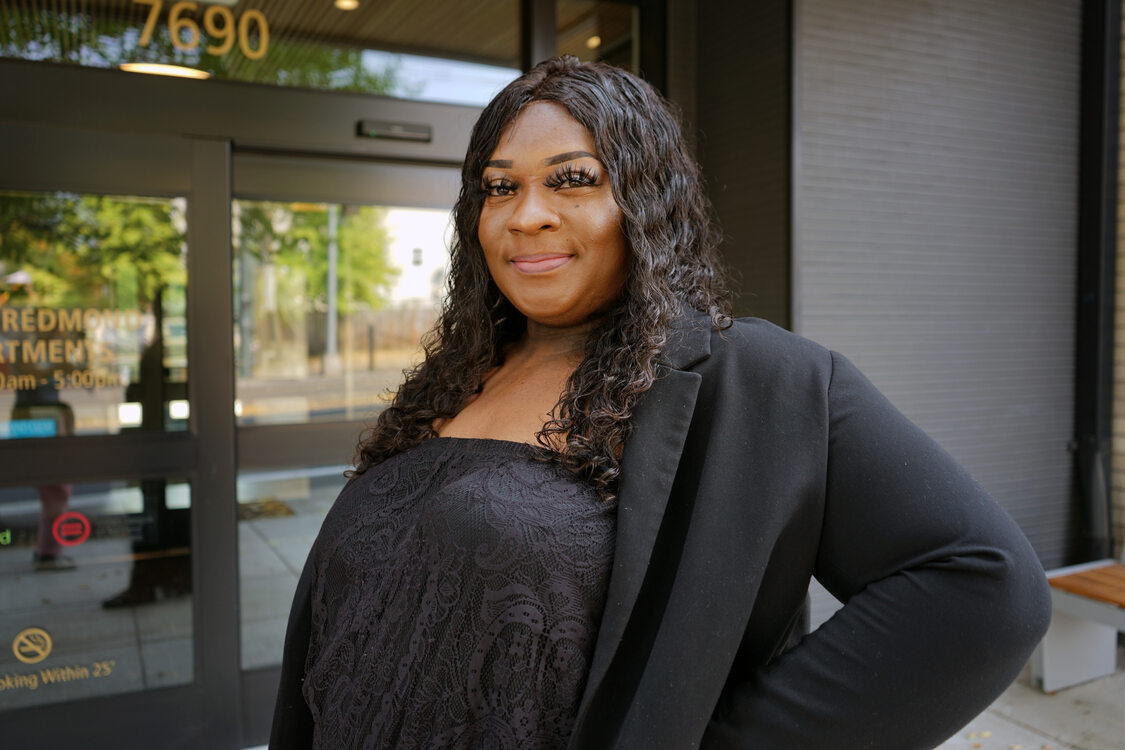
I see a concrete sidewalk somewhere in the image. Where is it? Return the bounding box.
[937,645,1125,750]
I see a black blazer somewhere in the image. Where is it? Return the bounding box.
[271,313,1051,750]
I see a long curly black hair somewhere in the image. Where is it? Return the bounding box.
[350,56,730,501]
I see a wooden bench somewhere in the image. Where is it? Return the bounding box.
[1029,555,1125,692]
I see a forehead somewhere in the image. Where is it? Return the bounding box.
[488,101,597,161]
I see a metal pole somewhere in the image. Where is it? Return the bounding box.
[325,203,341,375]
[1073,0,1120,561]
[521,0,557,70]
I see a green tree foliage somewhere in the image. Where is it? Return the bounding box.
[234,201,399,315]
[1,192,398,315]
[0,192,187,384]
[0,192,186,310]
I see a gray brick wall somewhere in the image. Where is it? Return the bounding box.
[794,0,1081,569]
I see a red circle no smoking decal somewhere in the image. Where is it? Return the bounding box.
[52,511,91,547]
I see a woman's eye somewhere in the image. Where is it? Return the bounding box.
[546,166,599,189]
[483,180,515,197]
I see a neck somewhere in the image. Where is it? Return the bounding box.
[509,318,594,364]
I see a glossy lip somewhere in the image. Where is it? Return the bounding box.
[509,253,573,274]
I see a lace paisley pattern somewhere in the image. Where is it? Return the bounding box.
[303,437,616,750]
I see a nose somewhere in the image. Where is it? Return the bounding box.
[506,187,559,235]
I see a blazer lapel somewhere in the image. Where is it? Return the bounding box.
[571,311,712,741]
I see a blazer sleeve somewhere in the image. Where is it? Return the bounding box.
[703,351,1052,750]
[268,545,317,750]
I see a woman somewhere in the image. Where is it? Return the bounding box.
[271,56,1051,749]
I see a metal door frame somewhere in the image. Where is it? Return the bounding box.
[0,122,239,749]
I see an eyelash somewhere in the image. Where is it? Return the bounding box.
[544,164,599,189]
[482,164,600,197]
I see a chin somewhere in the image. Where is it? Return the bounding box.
[507,297,570,323]
[515,306,579,327]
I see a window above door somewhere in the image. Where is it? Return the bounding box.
[0,0,521,103]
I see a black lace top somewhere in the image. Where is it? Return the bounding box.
[301,437,617,750]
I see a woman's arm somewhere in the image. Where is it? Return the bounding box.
[269,548,317,750]
[703,351,1052,749]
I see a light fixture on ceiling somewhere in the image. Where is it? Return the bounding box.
[586,35,601,49]
[119,63,211,79]
[335,0,359,10]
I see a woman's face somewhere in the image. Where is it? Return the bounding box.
[478,101,629,329]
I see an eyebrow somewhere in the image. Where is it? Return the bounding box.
[484,150,598,168]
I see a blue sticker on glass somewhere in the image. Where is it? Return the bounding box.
[7,418,58,438]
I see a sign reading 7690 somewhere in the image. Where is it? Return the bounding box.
[134,0,269,60]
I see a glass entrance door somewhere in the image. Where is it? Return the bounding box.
[0,120,461,750]
[0,122,240,747]
[230,153,459,745]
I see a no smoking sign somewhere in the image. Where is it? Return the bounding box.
[51,511,91,547]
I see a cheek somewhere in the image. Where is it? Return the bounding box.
[477,222,513,295]
[589,209,628,260]
[477,215,504,262]
[476,212,494,247]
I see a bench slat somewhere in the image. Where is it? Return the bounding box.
[1049,563,1125,608]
